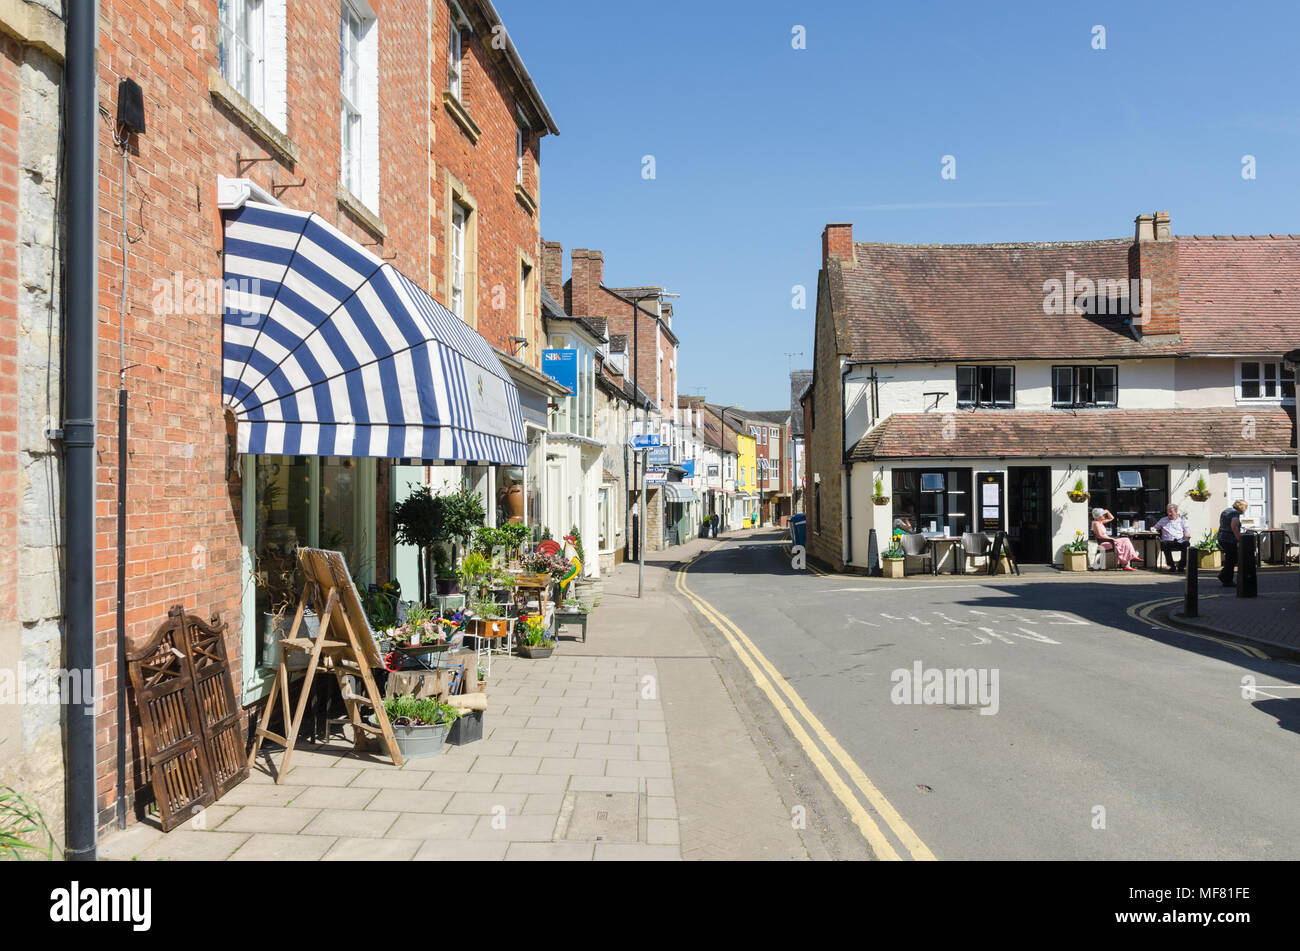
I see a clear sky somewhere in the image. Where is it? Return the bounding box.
[497,0,1300,411]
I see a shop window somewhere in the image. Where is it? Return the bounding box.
[892,468,972,537]
[251,456,375,668]
[956,366,1014,408]
[1087,466,1168,531]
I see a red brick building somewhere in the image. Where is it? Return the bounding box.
[86,0,555,832]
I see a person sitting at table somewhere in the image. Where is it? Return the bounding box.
[892,516,914,540]
[1152,503,1192,572]
[1091,507,1143,571]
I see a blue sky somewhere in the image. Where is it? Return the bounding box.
[497,0,1300,411]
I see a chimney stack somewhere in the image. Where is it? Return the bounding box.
[541,240,563,305]
[570,248,604,317]
[822,223,854,266]
[1133,210,1179,337]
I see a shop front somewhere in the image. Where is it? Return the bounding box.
[221,194,528,702]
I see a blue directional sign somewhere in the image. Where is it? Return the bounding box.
[631,434,661,449]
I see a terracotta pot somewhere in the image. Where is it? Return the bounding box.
[499,484,525,519]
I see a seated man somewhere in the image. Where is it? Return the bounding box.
[892,516,914,541]
[1152,503,1192,572]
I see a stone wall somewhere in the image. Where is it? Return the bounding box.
[0,0,66,850]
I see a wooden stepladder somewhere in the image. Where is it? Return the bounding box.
[248,548,403,781]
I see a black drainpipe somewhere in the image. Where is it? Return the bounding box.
[64,0,99,861]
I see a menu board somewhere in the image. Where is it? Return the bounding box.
[977,472,1004,533]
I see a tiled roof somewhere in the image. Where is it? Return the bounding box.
[1176,236,1300,354]
[850,407,1296,461]
[839,235,1300,362]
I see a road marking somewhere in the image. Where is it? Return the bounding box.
[676,543,936,861]
[1128,597,1267,658]
[826,585,982,593]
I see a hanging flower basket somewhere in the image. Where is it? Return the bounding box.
[1187,489,1212,502]
[872,495,890,506]
[1066,490,1090,503]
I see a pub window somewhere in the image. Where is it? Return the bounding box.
[1087,466,1168,531]
[956,366,1014,408]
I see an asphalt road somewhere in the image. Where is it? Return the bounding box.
[678,531,1300,860]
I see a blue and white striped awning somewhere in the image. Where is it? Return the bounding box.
[221,201,526,466]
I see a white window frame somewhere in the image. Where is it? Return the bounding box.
[447,1,470,101]
[1237,359,1296,404]
[516,124,526,187]
[338,0,378,211]
[219,0,288,132]
[450,202,467,320]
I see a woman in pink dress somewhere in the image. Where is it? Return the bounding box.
[1091,507,1142,570]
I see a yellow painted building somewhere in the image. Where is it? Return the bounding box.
[737,432,757,524]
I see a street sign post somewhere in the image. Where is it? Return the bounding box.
[631,434,661,449]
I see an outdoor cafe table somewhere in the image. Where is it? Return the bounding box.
[926,536,963,575]
[1255,528,1288,564]
[1118,531,1161,569]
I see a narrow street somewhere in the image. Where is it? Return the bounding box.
[677,530,1300,860]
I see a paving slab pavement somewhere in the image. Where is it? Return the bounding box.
[99,529,812,861]
[1167,567,1300,654]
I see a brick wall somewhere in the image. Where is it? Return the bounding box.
[91,0,543,831]
[431,0,546,365]
[1135,211,1179,336]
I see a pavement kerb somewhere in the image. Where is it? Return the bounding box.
[1160,603,1300,659]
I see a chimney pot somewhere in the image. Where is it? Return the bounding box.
[1135,213,1155,242]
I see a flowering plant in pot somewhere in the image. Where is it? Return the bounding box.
[394,603,448,648]
[881,541,905,578]
[1063,530,1090,571]
[518,549,572,584]
[376,694,461,758]
[517,614,555,659]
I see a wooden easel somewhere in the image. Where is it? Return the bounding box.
[248,548,404,781]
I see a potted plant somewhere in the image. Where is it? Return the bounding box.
[433,545,458,596]
[881,541,905,578]
[441,486,487,564]
[375,694,461,759]
[1195,530,1222,569]
[457,550,493,601]
[1067,478,1090,503]
[468,598,509,640]
[517,614,556,659]
[1063,531,1090,571]
[1188,476,1212,502]
[872,476,890,506]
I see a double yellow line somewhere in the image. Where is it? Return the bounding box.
[1128,596,1269,658]
[675,544,935,861]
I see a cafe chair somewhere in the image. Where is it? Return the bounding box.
[898,532,934,576]
[1283,522,1300,564]
[958,532,992,573]
[1089,537,1117,570]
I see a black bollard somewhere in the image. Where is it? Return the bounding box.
[1238,532,1258,598]
[1184,546,1199,618]
[868,528,881,577]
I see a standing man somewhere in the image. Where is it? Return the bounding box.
[1217,499,1248,586]
[1153,504,1192,572]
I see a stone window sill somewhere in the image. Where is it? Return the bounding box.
[443,90,482,144]
[515,183,538,216]
[208,66,299,165]
[336,184,387,241]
